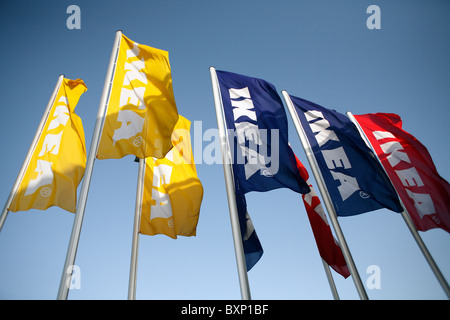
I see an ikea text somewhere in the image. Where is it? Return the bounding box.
[304,110,362,201]
[228,87,279,179]
[373,131,436,220]
[113,42,147,144]
[25,96,71,197]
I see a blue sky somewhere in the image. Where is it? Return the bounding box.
[0,0,449,300]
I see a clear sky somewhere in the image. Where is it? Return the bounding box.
[0,0,449,300]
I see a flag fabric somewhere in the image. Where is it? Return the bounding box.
[215,70,310,270]
[235,193,264,271]
[216,70,310,195]
[354,113,450,233]
[294,153,350,278]
[97,33,179,160]
[139,116,203,239]
[289,94,403,216]
[9,78,87,213]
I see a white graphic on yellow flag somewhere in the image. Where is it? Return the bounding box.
[150,157,174,221]
[112,43,146,144]
[140,116,203,239]
[9,78,87,213]
[97,33,179,160]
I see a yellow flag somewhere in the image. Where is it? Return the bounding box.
[140,116,203,239]
[97,33,179,160]
[9,78,87,213]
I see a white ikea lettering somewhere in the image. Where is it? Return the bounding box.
[151,188,173,220]
[38,131,63,157]
[25,160,54,196]
[322,146,351,169]
[396,167,424,188]
[229,87,251,99]
[405,189,435,218]
[118,87,146,110]
[303,181,329,225]
[305,110,360,201]
[153,163,172,187]
[113,43,147,144]
[374,131,435,217]
[305,110,339,147]
[234,122,261,145]
[240,144,270,179]
[47,97,70,130]
[372,130,394,141]
[229,87,278,179]
[113,110,145,142]
[379,140,410,167]
[150,161,173,220]
[123,58,146,86]
[231,98,257,121]
[24,95,73,196]
[330,171,360,201]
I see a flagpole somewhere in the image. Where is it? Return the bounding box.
[210,66,251,300]
[57,30,122,300]
[347,111,450,299]
[321,258,340,300]
[128,158,145,300]
[0,75,64,232]
[282,91,369,300]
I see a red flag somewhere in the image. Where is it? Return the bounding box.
[294,155,350,278]
[354,113,450,233]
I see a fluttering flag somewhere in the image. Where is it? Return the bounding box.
[9,78,87,213]
[354,113,450,233]
[235,193,264,271]
[97,33,179,160]
[216,70,310,270]
[289,95,403,216]
[139,116,203,239]
[216,70,310,195]
[294,153,350,278]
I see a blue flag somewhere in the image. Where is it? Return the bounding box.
[235,194,263,271]
[289,94,403,216]
[216,70,310,270]
[216,70,310,195]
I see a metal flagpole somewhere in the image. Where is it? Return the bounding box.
[209,66,251,300]
[282,90,369,300]
[347,111,450,299]
[321,258,340,300]
[57,30,122,300]
[128,158,145,300]
[0,74,64,232]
